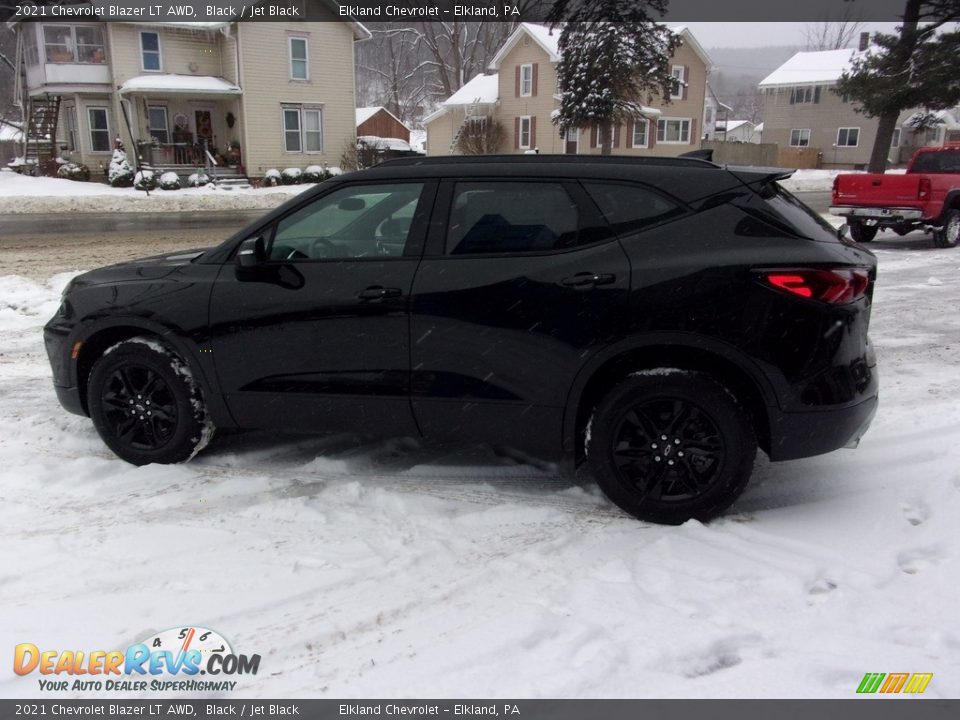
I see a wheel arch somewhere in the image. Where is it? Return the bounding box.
[937,190,960,221]
[73,318,232,427]
[563,338,776,462]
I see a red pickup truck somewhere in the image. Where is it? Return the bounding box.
[830,145,960,248]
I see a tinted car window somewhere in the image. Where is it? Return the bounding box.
[583,182,683,236]
[911,149,960,173]
[269,183,424,260]
[446,182,580,254]
[763,184,838,241]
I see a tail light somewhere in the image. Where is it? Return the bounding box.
[762,268,871,304]
[918,177,931,200]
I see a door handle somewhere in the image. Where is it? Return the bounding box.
[357,285,402,301]
[561,272,616,288]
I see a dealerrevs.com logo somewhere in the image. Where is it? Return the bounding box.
[14,626,260,692]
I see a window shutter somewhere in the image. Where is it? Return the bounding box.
[590,125,598,149]
[613,124,620,148]
[649,121,657,148]
[626,120,634,148]
[532,64,538,97]
[689,118,697,144]
[790,88,796,105]
[814,86,821,104]
[515,66,520,97]
[682,66,689,101]
[530,116,537,148]
[514,116,520,149]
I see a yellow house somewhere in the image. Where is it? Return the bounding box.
[425,23,711,157]
[10,9,369,180]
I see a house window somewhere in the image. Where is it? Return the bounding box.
[632,119,648,148]
[790,86,820,104]
[87,107,111,153]
[24,27,39,66]
[891,128,901,148]
[75,26,105,63]
[837,127,860,147]
[657,118,691,144]
[65,106,78,151]
[519,116,532,149]
[670,65,685,100]
[140,31,161,71]
[289,37,308,80]
[148,106,169,145]
[520,64,533,96]
[790,128,811,147]
[283,105,323,153]
[44,26,73,63]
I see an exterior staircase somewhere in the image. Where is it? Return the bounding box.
[24,96,61,175]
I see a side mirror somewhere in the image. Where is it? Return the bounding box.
[236,236,265,268]
[338,197,365,211]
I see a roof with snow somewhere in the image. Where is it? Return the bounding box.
[424,73,500,124]
[355,106,410,131]
[759,48,864,88]
[118,74,242,95]
[717,120,754,133]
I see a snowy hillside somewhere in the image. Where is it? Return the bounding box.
[0,238,958,699]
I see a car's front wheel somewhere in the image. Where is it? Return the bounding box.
[588,370,756,524]
[87,338,213,465]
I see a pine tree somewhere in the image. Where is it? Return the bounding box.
[834,0,960,173]
[548,0,680,155]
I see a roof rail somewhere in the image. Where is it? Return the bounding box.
[375,154,720,169]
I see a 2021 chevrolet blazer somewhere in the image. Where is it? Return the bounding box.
[45,155,878,523]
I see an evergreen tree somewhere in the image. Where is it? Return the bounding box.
[835,0,960,173]
[548,0,680,155]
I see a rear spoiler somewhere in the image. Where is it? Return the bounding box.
[725,165,796,188]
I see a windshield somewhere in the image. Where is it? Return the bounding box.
[910,149,960,174]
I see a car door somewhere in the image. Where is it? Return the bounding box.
[408,179,630,458]
[208,180,436,436]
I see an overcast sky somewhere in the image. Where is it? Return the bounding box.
[682,22,902,48]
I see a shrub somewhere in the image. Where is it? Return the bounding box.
[134,170,158,191]
[280,167,302,185]
[108,149,134,187]
[57,162,91,182]
[302,165,330,183]
[159,171,181,190]
[263,169,281,187]
[187,172,211,187]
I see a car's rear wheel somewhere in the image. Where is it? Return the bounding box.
[87,338,213,465]
[933,209,960,248]
[848,221,878,243]
[588,371,756,524]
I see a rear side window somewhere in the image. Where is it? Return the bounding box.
[763,184,838,240]
[911,149,960,173]
[582,182,683,236]
[446,182,580,254]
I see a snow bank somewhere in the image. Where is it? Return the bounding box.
[1,238,959,698]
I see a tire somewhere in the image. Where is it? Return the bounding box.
[848,221,878,243]
[87,337,213,465]
[587,370,757,524]
[933,209,960,248]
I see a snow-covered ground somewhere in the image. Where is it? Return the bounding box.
[1,236,959,699]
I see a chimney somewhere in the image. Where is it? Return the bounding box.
[859,32,870,51]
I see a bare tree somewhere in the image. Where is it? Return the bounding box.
[409,22,516,99]
[455,119,506,155]
[358,25,433,126]
[804,7,866,51]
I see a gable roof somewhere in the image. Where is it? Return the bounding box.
[423,73,500,124]
[759,48,865,88]
[355,106,410,130]
[717,120,754,133]
[488,23,711,71]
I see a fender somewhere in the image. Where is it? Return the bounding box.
[934,189,960,225]
[560,333,782,454]
[69,314,236,429]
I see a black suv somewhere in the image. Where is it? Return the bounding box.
[44,155,878,524]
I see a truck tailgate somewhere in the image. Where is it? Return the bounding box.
[834,173,921,206]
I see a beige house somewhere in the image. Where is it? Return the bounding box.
[425,23,711,157]
[758,42,923,169]
[10,10,368,180]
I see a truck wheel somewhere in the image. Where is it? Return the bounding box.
[87,337,214,465]
[587,370,757,524]
[933,209,960,248]
[848,221,878,243]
